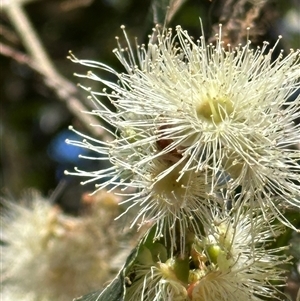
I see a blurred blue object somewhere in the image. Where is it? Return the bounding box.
[48,129,111,184]
[48,130,87,165]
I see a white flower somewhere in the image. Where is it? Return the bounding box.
[126,262,188,301]
[187,207,289,301]
[125,245,188,301]
[119,157,224,255]
[70,146,222,255]
[66,24,300,232]
[124,207,289,301]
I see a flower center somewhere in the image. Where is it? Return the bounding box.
[152,162,192,207]
[196,96,233,123]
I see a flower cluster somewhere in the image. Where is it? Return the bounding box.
[66,23,300,300]
[124,207,289,301]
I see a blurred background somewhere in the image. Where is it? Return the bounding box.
[0,0,299,300]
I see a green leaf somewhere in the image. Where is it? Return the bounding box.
[73,241,140,301]
[72,225,160,301]
[73,288,111,301]
[72,224,185,301]
[73,276,125,301]
[173,256,190,284]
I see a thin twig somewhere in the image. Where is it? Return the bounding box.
[210,0,271,46]
[2,0,111,140]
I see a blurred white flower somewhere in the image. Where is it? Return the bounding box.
[0,289,49,301]
[0,189,127,301]
[67,24,300,231]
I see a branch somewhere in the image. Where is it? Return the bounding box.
[2,0,111,140]
[210,0,276,47]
